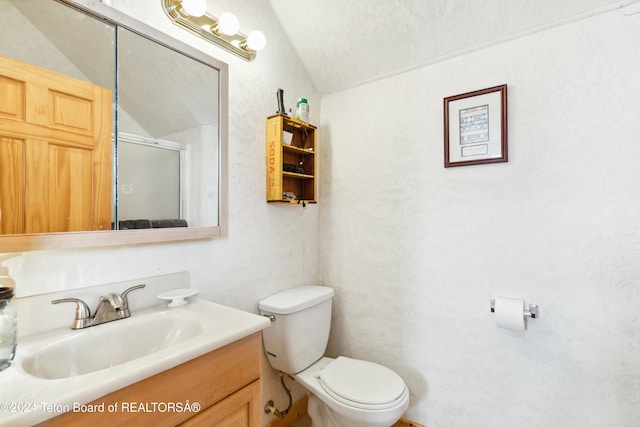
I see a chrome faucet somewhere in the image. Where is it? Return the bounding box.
[52,284,146,330]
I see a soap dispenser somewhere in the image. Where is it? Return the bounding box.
[0,268,17,372]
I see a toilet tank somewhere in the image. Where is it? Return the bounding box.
[259,285,335,374]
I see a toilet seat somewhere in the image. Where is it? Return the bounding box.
[316,357,407,410]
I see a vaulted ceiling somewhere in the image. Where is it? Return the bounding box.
[268,0,630,95]
[6,0,633,104]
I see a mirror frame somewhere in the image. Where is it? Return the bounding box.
[1,0,228,253]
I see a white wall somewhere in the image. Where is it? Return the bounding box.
[2,0,319,422]
[319,8,640,427]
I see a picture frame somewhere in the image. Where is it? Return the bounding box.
[444,84,508,167]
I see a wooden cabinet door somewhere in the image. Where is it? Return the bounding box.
[180,380,261,427]
[0,135,25,233]
[0,54,112,233]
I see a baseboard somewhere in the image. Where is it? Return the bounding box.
[264,395,424,427]
[393,418,426,427]
[264,395,308,427]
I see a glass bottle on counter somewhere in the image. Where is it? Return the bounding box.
[0,287,17,372]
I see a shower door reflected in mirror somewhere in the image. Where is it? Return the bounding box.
[117,135,184,226]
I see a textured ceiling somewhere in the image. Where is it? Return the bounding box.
[269,0,631,95]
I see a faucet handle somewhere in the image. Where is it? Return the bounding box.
[121,284,146,308]
[51,298,92,329]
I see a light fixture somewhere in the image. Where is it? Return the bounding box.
[245,30,266,51]
[217,13,239,36]
[180,0,206,17]
[162,0,266,62]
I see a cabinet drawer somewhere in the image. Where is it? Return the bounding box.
[39,332,262,426]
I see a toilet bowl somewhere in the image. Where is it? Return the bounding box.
[259,285,410,427]
[295,357,409,427]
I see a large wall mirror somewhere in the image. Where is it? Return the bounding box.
[0,0,228,252]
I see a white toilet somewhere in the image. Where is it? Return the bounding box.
[259,285,409,427]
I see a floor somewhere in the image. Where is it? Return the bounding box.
[291,414,311,427]
[290,414,411,427]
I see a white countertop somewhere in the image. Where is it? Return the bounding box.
[0,298,270,426]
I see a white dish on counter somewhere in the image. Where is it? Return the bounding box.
[157,288,199,307]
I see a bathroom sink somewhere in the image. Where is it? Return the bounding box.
[22,313,203,379]
[2,298,271,426]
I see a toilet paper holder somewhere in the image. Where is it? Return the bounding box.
[490,299,538,319]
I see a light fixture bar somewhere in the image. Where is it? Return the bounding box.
[162,0,257,61]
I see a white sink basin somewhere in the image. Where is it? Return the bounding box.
[1,298,270,426]
[22,312,203,379]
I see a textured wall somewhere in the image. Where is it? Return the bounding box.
[319,8,640,427]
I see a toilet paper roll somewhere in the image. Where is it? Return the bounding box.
[495,297,525,331]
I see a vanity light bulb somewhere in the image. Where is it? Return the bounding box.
[181,0,207,17]
[218,13,239,36]
[246,30,266,51]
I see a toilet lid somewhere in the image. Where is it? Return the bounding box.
[316,357,407,409]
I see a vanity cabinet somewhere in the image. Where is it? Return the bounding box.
[266,114,317,204]
[39,332,262,427]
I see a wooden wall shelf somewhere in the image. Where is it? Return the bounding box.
[266,114,317,204]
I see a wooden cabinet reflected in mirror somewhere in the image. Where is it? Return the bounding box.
[0,0,228,249]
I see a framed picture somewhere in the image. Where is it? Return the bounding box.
[444,84,508,167]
